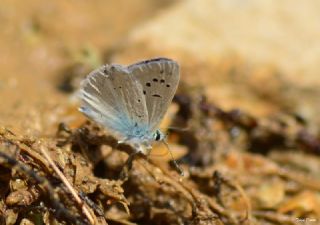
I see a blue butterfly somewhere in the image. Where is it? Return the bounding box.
[79,58,180,155]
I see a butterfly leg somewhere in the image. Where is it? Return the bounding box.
[134,143,152,155]
[117,138,128,144]
[145,144,152,155]
[135,144,145,154]
[119,151,140,180]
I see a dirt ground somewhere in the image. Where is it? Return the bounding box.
[1,1,320,225]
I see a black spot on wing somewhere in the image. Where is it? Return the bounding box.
[152,94,161,98]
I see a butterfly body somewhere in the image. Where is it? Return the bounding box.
[80,58,179,154]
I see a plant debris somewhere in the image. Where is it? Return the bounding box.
[1,87,320,224]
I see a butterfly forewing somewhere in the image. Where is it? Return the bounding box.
[80,64,149,138]
[128,58,180,131]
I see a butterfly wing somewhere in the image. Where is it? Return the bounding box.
[127,58,180,131]
[80,64,149,139]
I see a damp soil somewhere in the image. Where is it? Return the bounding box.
[1,1,320,225]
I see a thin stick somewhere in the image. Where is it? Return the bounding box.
[0,151,87,225]
[40,146,96,225]
[222,176,252,224]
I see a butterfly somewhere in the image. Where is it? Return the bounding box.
[79,58,180,155]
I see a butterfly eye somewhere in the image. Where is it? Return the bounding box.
[154,130,161,141]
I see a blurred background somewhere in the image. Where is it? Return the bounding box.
[1,0,320,136]
[2,1,320,224]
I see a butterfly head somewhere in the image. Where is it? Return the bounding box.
[153,129,166,142]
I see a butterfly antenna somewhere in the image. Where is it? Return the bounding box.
[166,126,189,132]
[162,140,184,176]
